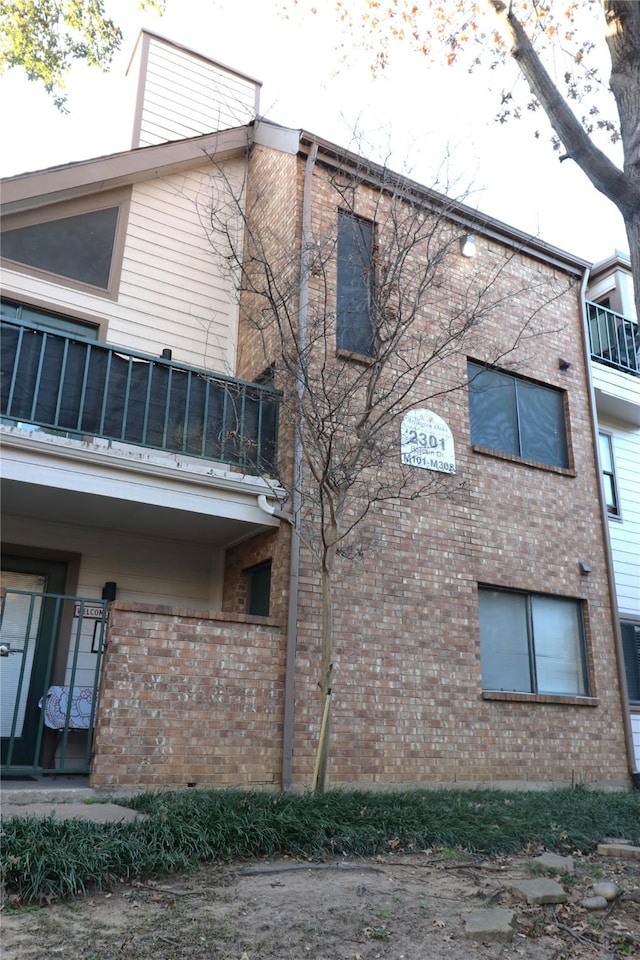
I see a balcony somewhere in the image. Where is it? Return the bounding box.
[586,301,639,375]
[1,317,279,475]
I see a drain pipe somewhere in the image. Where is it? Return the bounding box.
[275,140,318,792]
[579,268,639,789]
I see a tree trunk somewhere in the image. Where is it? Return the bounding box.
[486,0,640,320]
[605,1,640,320]
[313,547,335,794]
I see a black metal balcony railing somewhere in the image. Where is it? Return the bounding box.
[1,317,279,475]
[586,300,639,375]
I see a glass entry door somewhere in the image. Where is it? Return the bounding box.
[0,556,67,768]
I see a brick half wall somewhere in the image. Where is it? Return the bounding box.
[90,602,286,788]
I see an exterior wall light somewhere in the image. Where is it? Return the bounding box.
[460,235,477,258]
[102,581,118,601]
[579,561,591,576]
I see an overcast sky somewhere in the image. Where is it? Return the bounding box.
[0,0,628,265]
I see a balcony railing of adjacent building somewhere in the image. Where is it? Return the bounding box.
[586,300,639,375]
[0,317,280,475]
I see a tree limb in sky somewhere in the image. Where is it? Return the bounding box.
[288,0,640,320]
[0,0,164,110]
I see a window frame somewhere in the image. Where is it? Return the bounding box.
[598,431,621,519]
[621,620,640,705]
[246,560,272,617]
[1,299,101,340]
[467,361,571,470]
[0,188,131,300]
[478,585,591,699]
[336,209,375,359]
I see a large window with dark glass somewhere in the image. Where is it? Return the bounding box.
[336,211,374,356]
[467,362,569,468]
[2,207,120,290]
[479,587,589,696]
[622,621,640,704]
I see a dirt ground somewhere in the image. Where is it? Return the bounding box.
[2,850,639,960]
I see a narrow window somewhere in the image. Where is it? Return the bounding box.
[468,362,569,468]
[478,587,588,696]
[246,560,272,617]
[336,210,374,356]
[621,621,640,704]
[598,432,620,517]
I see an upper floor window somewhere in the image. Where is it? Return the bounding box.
[336,210,374,357]
[1,188,130,299]
[478,587,589,697]
[598,431,620,517]
[467,362,569,469]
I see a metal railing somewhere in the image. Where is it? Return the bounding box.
[1,591,107,775]
[1,317,280,474]
[586,301,639,375]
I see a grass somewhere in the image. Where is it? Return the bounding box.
[2,787,639,903]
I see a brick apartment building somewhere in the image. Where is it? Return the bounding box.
[1,33,636,791]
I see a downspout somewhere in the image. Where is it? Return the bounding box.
[281,141,319,792]
[579,269,640,789]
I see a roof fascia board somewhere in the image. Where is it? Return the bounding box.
[298,132,589,277]
[2,125,254,216]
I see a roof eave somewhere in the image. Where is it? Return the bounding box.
[1,125,254,215]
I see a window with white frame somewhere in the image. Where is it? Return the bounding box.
[467,362,569,468]
[478,587,589,696]
[598,432,620,517]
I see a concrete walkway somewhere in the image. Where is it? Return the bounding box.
[1,777,144,823]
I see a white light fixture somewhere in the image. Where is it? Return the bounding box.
[460,235,477,258]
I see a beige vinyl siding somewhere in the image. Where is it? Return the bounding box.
[2,514,224,690]
[137,37,259,147]
[2,514,224,610]
[113,166,242,371]
[602,419,640,619]
[1,158,245,375]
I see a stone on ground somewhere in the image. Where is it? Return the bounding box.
[464,907,516,942]
[597,842,640,859]
[592,881,620,901]
[510,878,568,904]
[531,852,575,874]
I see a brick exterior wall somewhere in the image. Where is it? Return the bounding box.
[90,602,285,788]
[274,151,628,790]
[89,142,631,792]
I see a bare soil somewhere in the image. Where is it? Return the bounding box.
[2,851,639,959]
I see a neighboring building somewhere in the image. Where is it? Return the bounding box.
[0,33,636,790]
[586,254,640,766]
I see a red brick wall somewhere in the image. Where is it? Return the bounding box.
[90,602,285,788]
[282,159,629,790]
[222,527,291,622]
[90,146,631,793]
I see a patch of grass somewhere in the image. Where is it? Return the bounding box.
[2,787,639,904]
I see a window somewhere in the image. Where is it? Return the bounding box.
[336,210,374,356]
[598,432,620,517]
[2,207,119,290]
[1,300,98,340]
[478,587,589,696]
[621,621,640,704]
[247,561,272,617]
[468,362,569,468]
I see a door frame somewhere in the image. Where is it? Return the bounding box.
[1,552,72,768]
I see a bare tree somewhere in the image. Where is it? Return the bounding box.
[202,141,573,792]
